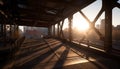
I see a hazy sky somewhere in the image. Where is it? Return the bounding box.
[81,0,120,27]
[62,0,120,30]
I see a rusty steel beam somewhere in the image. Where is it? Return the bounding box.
[17,20,50,27]
[57,23,60,37]
[68,15,73,42]
[45,0,95,7]
[51,25,54,37]
[79,10,104,40]
[49,0,96,26]
[59,20,65,39]
[103,0,113,53]
[93,8,104,25]
[20,16,54,22]
[1,24,4,36]
[18,23,49,27]
[53,25,55,37]
[15,24,19,38]
[79,11,91,23]
[48,26,52,36]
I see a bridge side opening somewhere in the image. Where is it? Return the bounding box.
[0,0,120,68]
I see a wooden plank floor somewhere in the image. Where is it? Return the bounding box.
[5,38,120,69]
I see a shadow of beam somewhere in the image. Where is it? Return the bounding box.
[53,47,70,69]
[63,41,120,69]
[14,43,63,69]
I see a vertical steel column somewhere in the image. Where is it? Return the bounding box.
[48,26,52,36]
[51,25,54,37]
[104,0,113,52]
[51,25,53,37]
[48,26,50,36]
[3,23,6,46]
[59,23,61,38]
[1,24,3,36]
[57,23,60,37]
[53,25,55,37]
[55,24,57,37]
[3,24,6,36]
[60,20,64,39]
[16,25,19,38]
[68,16,73,42]
[13,24,16,35]
[13,24,19,39]
[9,25,12,36]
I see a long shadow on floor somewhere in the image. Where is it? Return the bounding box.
[65,42,120,69]
[53,46,70,69]
[17,39,60,59]
[16,45,49,59]
[15,43,63,69]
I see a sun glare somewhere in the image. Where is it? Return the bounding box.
[73,12,89,31]
[74,22,89,31]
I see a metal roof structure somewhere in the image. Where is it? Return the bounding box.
[0,0,96,27]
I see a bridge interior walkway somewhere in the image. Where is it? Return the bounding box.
[4,38,120,69]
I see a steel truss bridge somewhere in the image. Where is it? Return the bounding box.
[0,0,120,69]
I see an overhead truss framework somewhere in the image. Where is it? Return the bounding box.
[50,0,120,53]
[78,0,120,52]
[0,0,119,27]
[0,0,120,52]
[0,0,96,27]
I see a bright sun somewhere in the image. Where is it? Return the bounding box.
[74,22,89,31]
[73,12,89,31]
